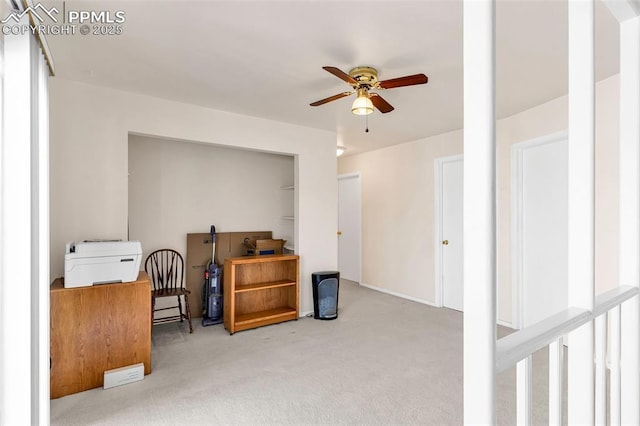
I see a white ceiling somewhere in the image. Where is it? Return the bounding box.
[42,0,619,156]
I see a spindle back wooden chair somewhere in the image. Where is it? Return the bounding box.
[144,249,193,333]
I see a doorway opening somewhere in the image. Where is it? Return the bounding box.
[338,173,362,283]
[435,155,464,311]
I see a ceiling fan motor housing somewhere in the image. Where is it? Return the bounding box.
[349,66,378,88]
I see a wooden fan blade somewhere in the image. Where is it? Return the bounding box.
[323,66,358,85]
[310,91,353,107]
[370,93,394,113]
[378,73,428,89]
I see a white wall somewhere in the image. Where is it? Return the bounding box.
[50,78,337,314]
[338,129,463,303]
[339,74,620,325]
[128,135,294,260]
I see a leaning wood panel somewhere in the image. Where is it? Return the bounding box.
[186,231,273,318]
[50,272,151,398]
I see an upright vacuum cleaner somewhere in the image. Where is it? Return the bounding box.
[202,225,223,326]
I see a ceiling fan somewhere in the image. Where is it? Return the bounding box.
[310,66,429,115]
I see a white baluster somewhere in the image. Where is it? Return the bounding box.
[548,337,564,426]
[516,356,532,425]
[595,314,607,425]
[610,306,621,425]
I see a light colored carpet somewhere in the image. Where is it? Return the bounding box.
[50,280,562,425]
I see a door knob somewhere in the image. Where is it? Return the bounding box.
[337,231,342,236]
[442,240,449,245]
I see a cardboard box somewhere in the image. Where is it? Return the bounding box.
[186,231,272,318]
[243,238,287,255]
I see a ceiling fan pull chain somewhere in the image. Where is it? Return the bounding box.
[365,114,369,133]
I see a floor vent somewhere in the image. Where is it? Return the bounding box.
[104,363,144,389]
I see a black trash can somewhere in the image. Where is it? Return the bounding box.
[312,271,340,320]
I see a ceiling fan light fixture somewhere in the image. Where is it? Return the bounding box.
[351,88,374,116]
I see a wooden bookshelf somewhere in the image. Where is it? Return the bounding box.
[223,254,299,334]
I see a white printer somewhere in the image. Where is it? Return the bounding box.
[64,240,143,288]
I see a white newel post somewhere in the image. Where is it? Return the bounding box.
[619,15,640,426]
[0,13,51,425]
[462,0,497,424]
[567,0,596,424]
[36,34,51,426]
[1,18,36,424]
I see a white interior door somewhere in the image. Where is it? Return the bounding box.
[515,136,568,328]
[442,158,464,311]
[338,174,361,282]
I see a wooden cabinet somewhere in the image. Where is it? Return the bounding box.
[50,272,152,398]
[223,254,299,334]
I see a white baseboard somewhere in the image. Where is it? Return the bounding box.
[359,282,440,307]
[355,283,517,329]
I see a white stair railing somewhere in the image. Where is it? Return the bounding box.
[463,0,640,424]
[496,286,639,424]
